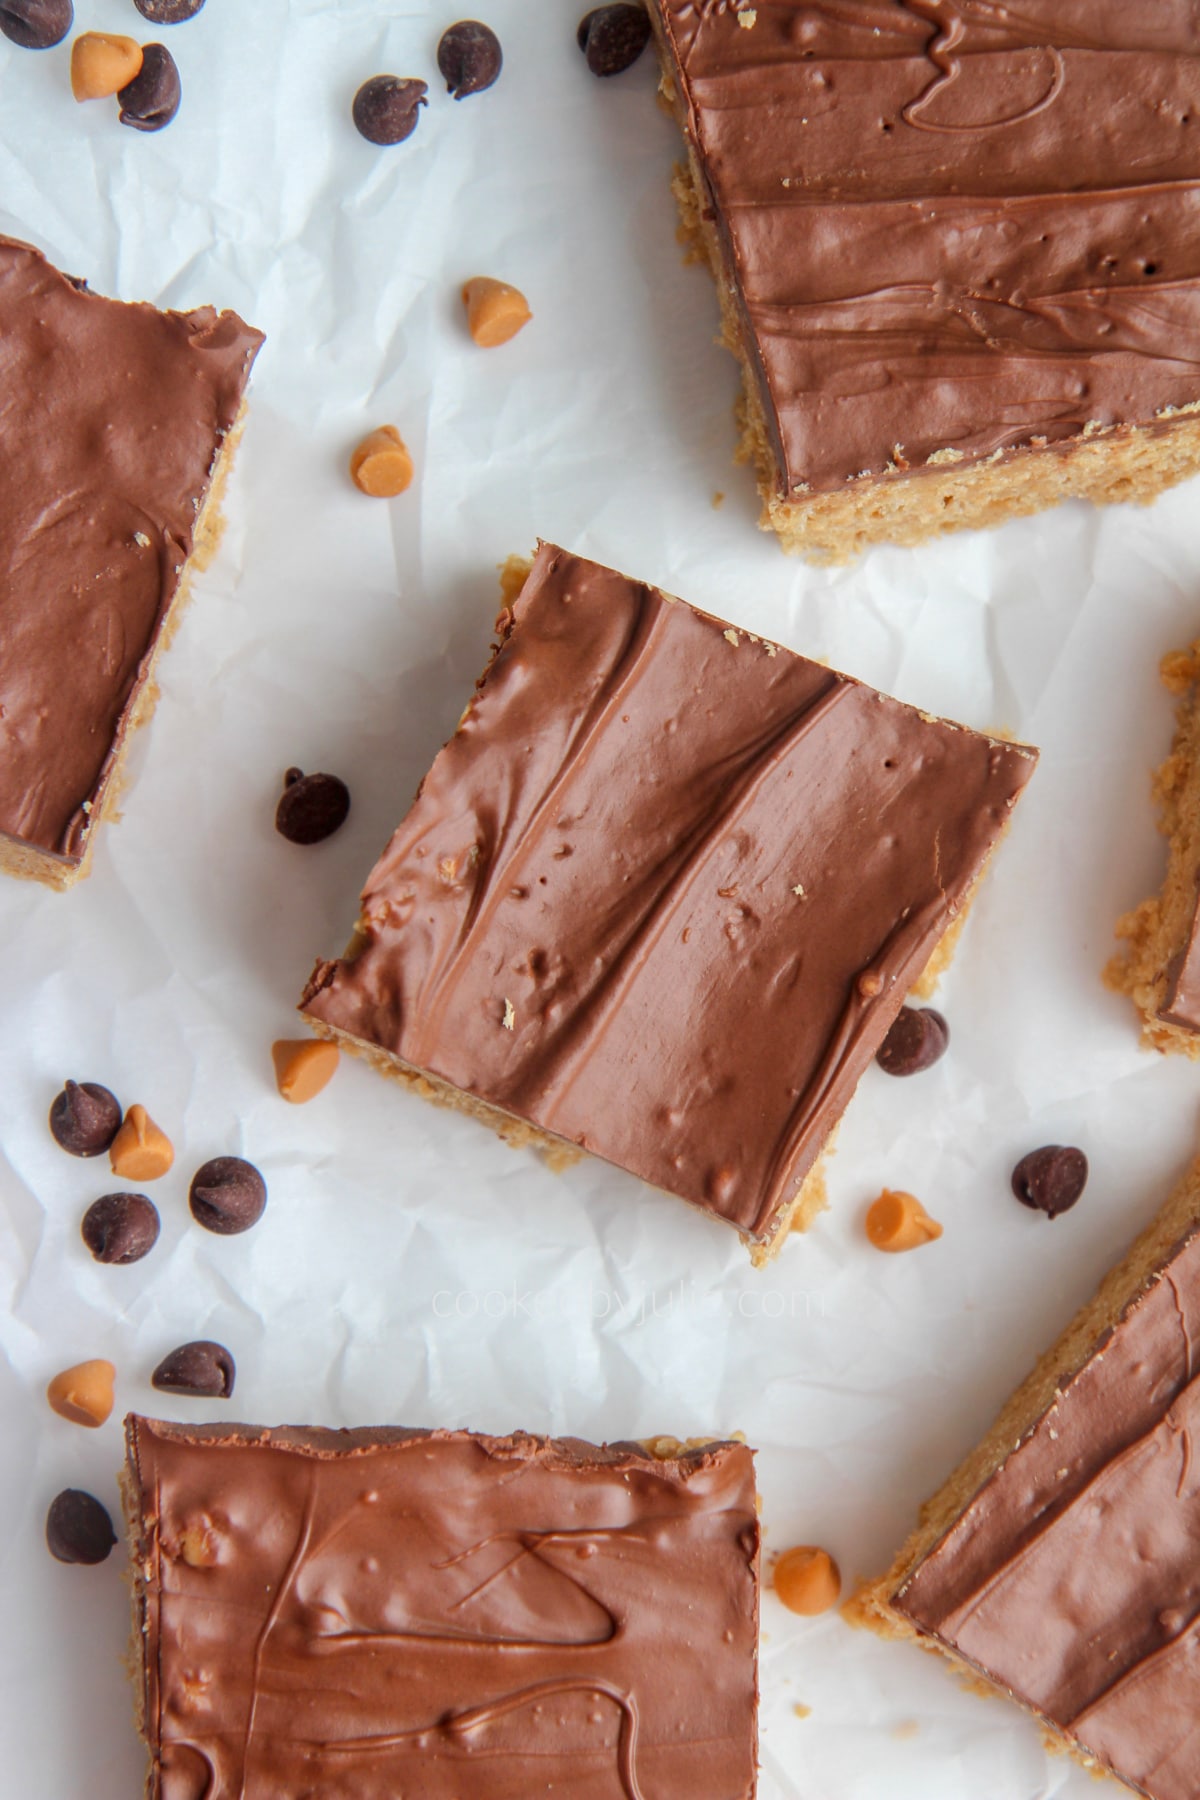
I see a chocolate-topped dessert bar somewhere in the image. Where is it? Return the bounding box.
[649,3,1200,562]
[0,235,263,888]
[123,1418,759,1800]
[1110,639,1200,1055]
[859,1154,1200,1800]
[303,543,1036,1259]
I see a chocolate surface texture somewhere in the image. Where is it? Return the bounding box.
[1159,898,1200,1032]
[304,543,1036,1245]
[651,2,1200,495]
[893,1226,1200,1800]
[0,235,262,868]
[125,1418,759,1800]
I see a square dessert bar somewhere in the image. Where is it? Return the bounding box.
[1109,639,1200,1055]
[0,235,262,888]
[303,543,1036,1258]
[123,1419,759,1800]
[649,3,1200,563]
[859,1155,1200,1800]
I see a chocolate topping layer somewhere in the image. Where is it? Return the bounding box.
[1159,889,1200,1032]
[304,543,1035,1245]
[125,1419,759,1800]
[893,1227,1200,1800]
[0,236,262,865]
[652,3,1200,495]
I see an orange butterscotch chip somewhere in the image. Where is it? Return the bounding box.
[350,426,414,498]
[47,1359,116,1429]
[866,1188,943,1253]
[272,1038,340,1104]
[109,1104,174,1182]
[774,1545,841,1616]
[71,32,143,101]
[462,276,532,348]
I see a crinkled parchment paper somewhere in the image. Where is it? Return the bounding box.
[4,3,1200,1795]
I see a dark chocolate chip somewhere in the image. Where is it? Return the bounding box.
[876,1007,950,1077]
[118,42,181,131]
[275,769,351,845]
[152,1339,236,1398]
[0,0,72,49]
[46,1489,116,1565]
[1012,1145,1088,1219]
[577,4,651,77]
[49,1081,122,1158]
[352,75,428,146]
[437,20,502,99]
[81,1192,160,1265]
[189,1156,267,1235]
[134,0,204,20]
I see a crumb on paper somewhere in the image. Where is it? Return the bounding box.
[793,1702,812,1720]
[502,999,515,1031]
[712,490,725,508]
[724,628,740,647]
[892,1720,920,1742]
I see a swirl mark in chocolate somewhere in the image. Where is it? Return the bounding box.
[901,0,1065,134]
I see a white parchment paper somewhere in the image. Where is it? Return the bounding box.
[4,3,1200,1795]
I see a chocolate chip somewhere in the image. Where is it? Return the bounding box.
[577,4,651,77]
[0,0,72,49]
[81,1193,160,1265]
[152,1339,236,1398]
[1012,1146,1088,1220]
[134,0,204,20]
[118,42,181,131]
[437,20,502,99]
[275,769,351,845]
[876,1007,950,1077]
[46,1489,116,1565]
[352,75,428,146]
[49,1081,122,1158]
[189,1156,267,1235]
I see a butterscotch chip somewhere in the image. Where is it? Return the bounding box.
[109,1103,174,1181]
[47,1358,115,1428]
[350,426,414,497]
[70,31,143,100]
[866,1188,943,1253]
[774,1545,841,1616]
[272,1038,339,1104]
[462,277,532,348]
